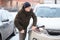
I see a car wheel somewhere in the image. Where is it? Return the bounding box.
[0,34,2,40]
[11,31,15,36]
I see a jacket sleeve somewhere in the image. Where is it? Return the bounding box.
[31,12,37,26]
[14,11,24,31]
[14,19,23,31]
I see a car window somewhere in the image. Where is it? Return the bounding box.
[35,7,51,17]
[55,8,60,17]
[49,8,56,17]
[35,7,60,18]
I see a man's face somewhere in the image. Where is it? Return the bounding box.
[25,6,31,12]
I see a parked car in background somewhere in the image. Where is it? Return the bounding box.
[29,4,60,40]
[4,7,18,12]
[0,8,16,40]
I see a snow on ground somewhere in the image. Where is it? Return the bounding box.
[10,33,28,40]
[10,33,19,40]
[10,28,19,40]
[10,30,29,40]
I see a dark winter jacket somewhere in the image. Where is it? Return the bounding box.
[14,9,37,31]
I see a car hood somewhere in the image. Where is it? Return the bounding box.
[37,17,60,30]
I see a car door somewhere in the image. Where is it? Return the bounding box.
[0,9,14,40]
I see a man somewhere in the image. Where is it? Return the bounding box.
[14,2,37,40]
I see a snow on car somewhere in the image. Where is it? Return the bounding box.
[0,8,17,40]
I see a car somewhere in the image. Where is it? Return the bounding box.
[29,4,60,40]
[0,8,16,40]
[4,7,18,12]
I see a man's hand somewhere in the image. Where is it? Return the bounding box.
[20,30,25,33]
[32,26,37,31]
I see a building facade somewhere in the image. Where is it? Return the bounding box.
[0,0,44,8]
[0,0,60,9]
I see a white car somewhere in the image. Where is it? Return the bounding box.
[0,8,16,40]
[29,4,60,40]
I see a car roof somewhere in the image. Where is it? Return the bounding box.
[35,4,60,8]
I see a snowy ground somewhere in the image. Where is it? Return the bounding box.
[10,33,29,40]
[10,29,28,40]
[10,33,19,40]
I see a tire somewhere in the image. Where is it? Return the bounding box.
[11,31,15,36]
[0,34,2,40]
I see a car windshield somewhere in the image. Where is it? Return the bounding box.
[35,7,60,18]
[0,9,13,22]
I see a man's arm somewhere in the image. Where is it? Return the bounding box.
[14,20,25,33]
[14,11,24,31]
[31,12,37,30]
[14,19,23,31]
[31,12,37,26]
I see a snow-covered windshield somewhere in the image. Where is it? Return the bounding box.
[0,9,13,22]
[35,7,60,18]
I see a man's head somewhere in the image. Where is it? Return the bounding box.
[22,2,31,12]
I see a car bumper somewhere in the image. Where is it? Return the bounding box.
[30,31,60,40]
